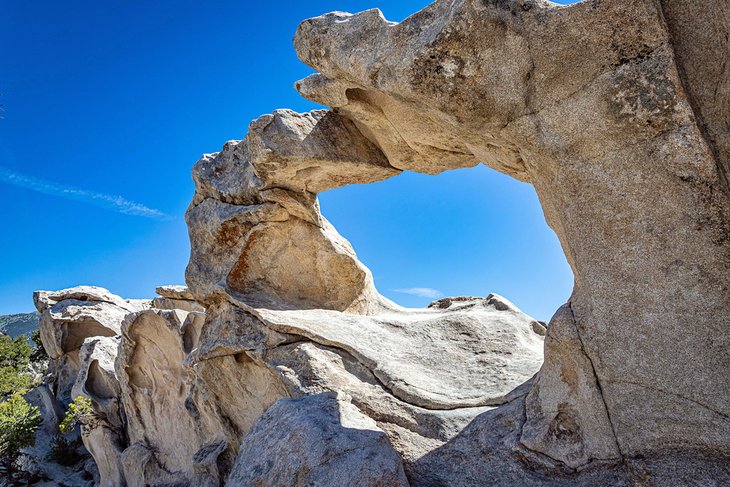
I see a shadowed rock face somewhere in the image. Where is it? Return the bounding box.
[227,393,410,487]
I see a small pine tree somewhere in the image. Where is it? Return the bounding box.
[0,334,34,398]
[0,366,33,399]
[59,396,95,434]
[0,334,31,369]
[0,394,42,468]
[29,330,48,363]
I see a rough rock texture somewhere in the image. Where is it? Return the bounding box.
[72,336,126,487]
[181,0,730,483]
[30,109,550,486]
[186,108,398,314]
[184,85,554,484]
[27,0,730,485]
[282,0,730,482]
[521,304,619,468]
[153,284,204,312]
[29,287,224,486]
[254,294,543,409]
[186,294,544,478]
[116,309,215,484]
[155,285,195,301]
[228,393,409,487]
[33,287,149,404]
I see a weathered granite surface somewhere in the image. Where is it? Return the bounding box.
[27,0,730,485]
[185,0,727,483]
[285,0,729,482]
[33,287,149,405]
[32,283,546,486]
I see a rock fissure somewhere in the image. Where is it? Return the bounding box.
[604,379,730,421]
[566,303,624,459]
[656,0,730,203]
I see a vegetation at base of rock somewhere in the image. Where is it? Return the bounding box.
[0,330,48,475]
[0,394,42,466]
[0,334,32,368]
[0,367,33,400]
[46,435,84,466]
[59,395,94,434]
[29,330,48,363]
[0,334,34,398]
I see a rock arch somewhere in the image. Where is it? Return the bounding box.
[182,0,729,483]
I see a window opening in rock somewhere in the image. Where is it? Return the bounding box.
[319,164,573,321]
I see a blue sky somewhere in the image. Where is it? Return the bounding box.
[0,0,575,319]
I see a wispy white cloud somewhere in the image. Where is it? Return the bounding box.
[393,287,444,299]
[0,165,171,220]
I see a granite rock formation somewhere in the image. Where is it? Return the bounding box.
[285,0,729,483]
[33,287,150,405]
[184,0,727,483]
[29,286,215,486]
[32,285,546,486]
[27,0,730,485]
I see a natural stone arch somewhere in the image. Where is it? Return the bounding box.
[185,0,729,481]
[290,0,730,467]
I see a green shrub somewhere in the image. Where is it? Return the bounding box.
[29,330,48,363]
[0,334,31,369]
[0,366,33,398]
[0,394,42,466]
[0,334,34,397]
[59,395,94,434]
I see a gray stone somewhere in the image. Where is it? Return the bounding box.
[227,393,409,487]
[155,285,195,301]
[292,0,730,474]
[252,294,544,410]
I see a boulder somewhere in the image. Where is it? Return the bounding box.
[252,294,543,409]
[153,285,204,313]
[227,393,409,487]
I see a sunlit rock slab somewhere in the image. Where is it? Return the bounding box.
[254,294,544,410]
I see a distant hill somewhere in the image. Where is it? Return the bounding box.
[0,312,40,338]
